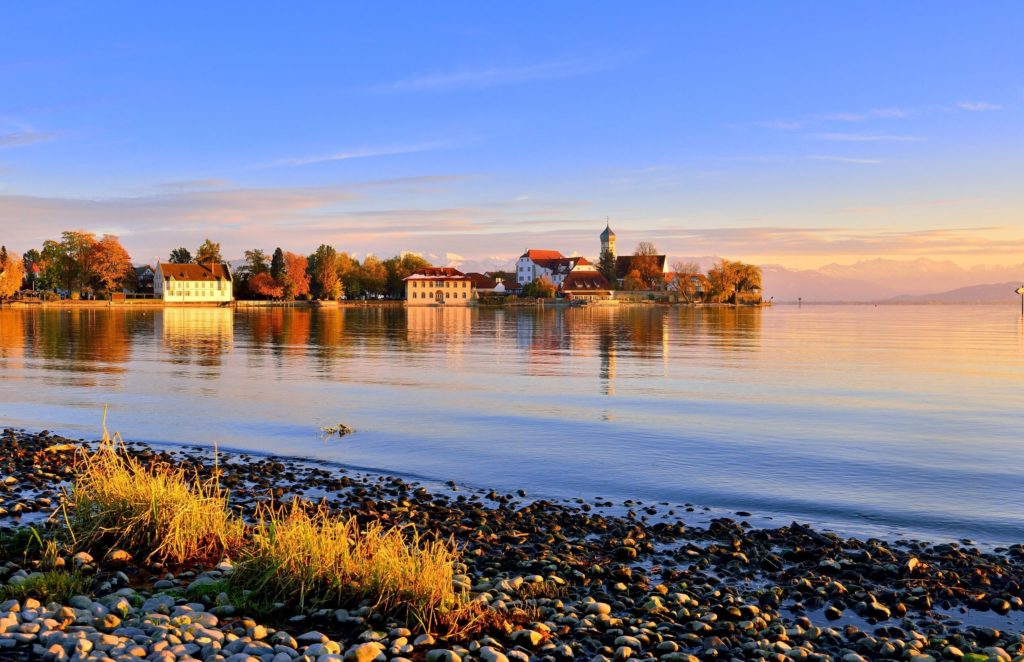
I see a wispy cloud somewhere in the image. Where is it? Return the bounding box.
[957,101,1001,111]
[818,107,911,122]
[0,130,57,148]
[259,141,454,168]
[371,57,615,93]
[756,120,803,130]
[806,155,882,164]
[812,132,923,142]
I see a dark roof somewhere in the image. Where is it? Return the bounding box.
[560,271,612,292]
[404,267,469,280]
[615,254,666,279]
[464,272,497,289]
[159,262,231,281]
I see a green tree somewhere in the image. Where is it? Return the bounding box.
[168,247,192,264]
[598,249,617,286]
[195,239,222,266]
[22,248,40,291]
[243,249,269,275]
[335,252,360,297]
[383,253,431,297]
[270,247,285,282]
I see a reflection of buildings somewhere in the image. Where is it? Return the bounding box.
[159,308,234,367]
[405,306,473,343]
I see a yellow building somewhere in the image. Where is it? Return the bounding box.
[404,267,477,306]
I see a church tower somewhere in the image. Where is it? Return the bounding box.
[600,220,616,258]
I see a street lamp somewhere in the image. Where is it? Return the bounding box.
[1016,285,1024,317]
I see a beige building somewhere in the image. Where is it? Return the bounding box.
[155,262,233,303]
[404,267,477,306]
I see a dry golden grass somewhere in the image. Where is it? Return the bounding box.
[233,501,478,633]
[67,432,244,565]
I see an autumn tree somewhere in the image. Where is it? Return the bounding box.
[622,269,645,292]
[168,247,192,264]
[359,255,388,295]
[195,239,222,266]
[735,262,763,301]
[308,244,341,300]
[707,258,741,303]
[0,247,25,303]
[631,242,664,290]
[671,260,704,303]
[22,249,40,290]
[523,275,556,298]
[281,251,310,300]
[249,271,283,299]
[90,234,134,294]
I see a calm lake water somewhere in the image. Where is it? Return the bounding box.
[1,304,1022,545]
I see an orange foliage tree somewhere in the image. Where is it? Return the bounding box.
[282,252,310,299]
[91,234,134,293]
[249,272,283,299]
[0,247,25,302]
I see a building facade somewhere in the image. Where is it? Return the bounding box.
[154,262,233,303]
[516,250,599,287]
[404,267,477,306]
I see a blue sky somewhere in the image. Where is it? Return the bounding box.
[1,2,1022,269]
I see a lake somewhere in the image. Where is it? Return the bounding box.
[1,304,1022,546]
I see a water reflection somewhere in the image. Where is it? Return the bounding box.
[159,308,234,371]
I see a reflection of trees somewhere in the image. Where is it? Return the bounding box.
[159,308,234,370]
[676,306,762,352]
[26,309,134,370]
[0,310,25,364]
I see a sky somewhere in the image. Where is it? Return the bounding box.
[1,2,1022,271]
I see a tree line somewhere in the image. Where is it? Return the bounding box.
[2,231,134,301]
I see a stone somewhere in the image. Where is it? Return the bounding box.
[511,630,543,648]
[425,650,461,662]
[479,646,509,662]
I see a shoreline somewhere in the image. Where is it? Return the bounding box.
[2,427,1024,662]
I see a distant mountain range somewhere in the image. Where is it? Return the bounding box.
[758,259,1024,303]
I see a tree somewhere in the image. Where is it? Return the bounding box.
[598,249,617,286]
[707,258,741,303]
[0,247,25,303]
[243,249,270,276]
[249,271,283,299]
[622,269,645,291]
[335,252,361,297]
[735,262,763,301]
[195,239,222,266]
[282,251,310,299]
[90,234,134,293]
[523,275,556,298]
[383,253,431,297]
[53,231,98,295]
[359,255,387,295]
[671,260,704,303]
[308,245,341,300]
[631,242,663,289]
[22,249,40,290]
[270,248,285,282]
[169,247,192,264]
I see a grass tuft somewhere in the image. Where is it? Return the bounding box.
[0,570,92,603]
[67,438,244,565]
[232,501,476,633]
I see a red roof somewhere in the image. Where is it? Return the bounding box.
[159,262,231,281]
[520,249,564,260]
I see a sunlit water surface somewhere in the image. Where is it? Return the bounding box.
[1,305,1022,545]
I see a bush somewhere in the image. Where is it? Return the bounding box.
[0,570,92,603]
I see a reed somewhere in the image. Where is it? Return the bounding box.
[232,501,474,632]
[67,435,244,565]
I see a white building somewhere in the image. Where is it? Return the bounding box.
[515,249,598,287]
[155,262,233,303]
